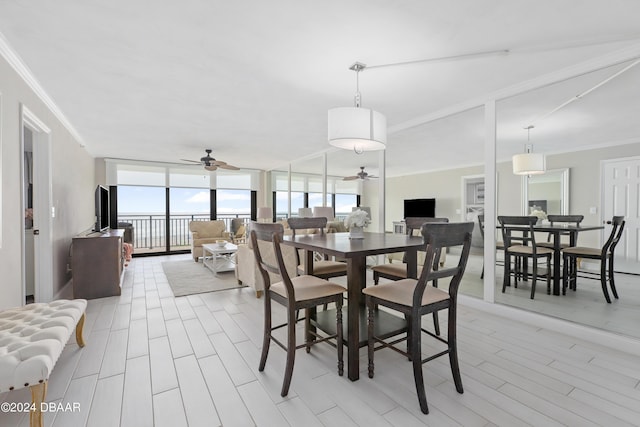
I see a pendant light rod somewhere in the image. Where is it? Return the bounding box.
[365,49,509,71]
[526,58,640,127]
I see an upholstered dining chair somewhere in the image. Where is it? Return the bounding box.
[537,214,584,249]
[371,217,448,335]
[287,217,348,280]
[250,222,344,397]
[372,217,449,285]
[498,216,553,299]
[562,216,625,303]
[363,221,473,414]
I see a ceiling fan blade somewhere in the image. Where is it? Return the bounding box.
[204,165,218,171]
[368,175,378,179]
[211,160,227,165]
[216,163,240,170]
[180,159,202,164]
[343,176,359,181]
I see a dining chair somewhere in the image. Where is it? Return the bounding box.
[562,216,625,303]
[372,217,448,285]
[498,216,553,299]
[477,214,504,279]
[287,217,348,280]
[537,214,584,249]
[363,221,473,414]
[371,217,448,335]
[250,222,344,397]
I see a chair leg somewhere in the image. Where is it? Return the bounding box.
[336,299,344,376]
[281,306,297,397]
[530,257,537,299]
[600,260,612,304]
[502,255,510,293]
[562,254,569,295]
[259,295,272,372]
[447,306,463,394]
[367,299,375,378]
[409,314,429,414]
[480,262,484,279]
[373,271,380,285]
[608,256,619,299]
[546,255,551,295]
[432,312,440,336]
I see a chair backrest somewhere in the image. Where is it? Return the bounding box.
[250,222,294,296]
[287,217,327,236]
[497,216,539,250]
[413,222,474,308]
[603,216,625,257]
[546,215,584,225]
[405,217,449,236]
[477,214,485,239]
[231,218,245,234]
[545,214,584,243]
[189,220,225,237]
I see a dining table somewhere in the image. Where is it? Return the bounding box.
[281,231,424,381]
[500,223,604,295]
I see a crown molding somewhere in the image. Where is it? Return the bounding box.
[0,32,86,148]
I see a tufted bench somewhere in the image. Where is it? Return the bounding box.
[0,299,87,427]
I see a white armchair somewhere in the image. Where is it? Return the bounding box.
[189,220,231,261]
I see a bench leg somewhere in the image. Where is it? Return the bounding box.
[76,314,86,348]
[30,381,47,427]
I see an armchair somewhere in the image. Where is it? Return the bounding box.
[189,220,231,261]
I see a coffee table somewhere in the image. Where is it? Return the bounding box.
[202,242,238,274]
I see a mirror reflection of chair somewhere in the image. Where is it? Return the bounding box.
[477,214,504,279]
[498,216,553,299]
[363,222,474,414]
[250,222,344,397]
[562,216,625,303]
[537,214,584,249]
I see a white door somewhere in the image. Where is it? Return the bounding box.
[602,157,640,274]
[22,106,54,303]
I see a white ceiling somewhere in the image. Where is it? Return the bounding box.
[1,0,639,178]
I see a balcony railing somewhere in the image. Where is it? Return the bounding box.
[117,213,251,251]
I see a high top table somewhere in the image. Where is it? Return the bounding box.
[499,223,603,295]
[282,231,424,381]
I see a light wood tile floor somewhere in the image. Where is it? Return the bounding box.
[2,254,640,426]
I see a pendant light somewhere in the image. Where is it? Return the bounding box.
[513,126,545,175]
[328,62,387,153]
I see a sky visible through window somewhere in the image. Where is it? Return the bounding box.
[118,186,251,215]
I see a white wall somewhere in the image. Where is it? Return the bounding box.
[380,141,640,248]
[0,52,95,309]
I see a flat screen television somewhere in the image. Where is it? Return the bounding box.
[94,185,110,232]
[404,198,435,218]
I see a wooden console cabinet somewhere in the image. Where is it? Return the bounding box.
[72,229,124,299]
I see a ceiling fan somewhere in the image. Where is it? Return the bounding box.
[181,149,240,171]
[343,166,378,181]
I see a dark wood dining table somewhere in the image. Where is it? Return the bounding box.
[281,231,424,381]
[500,223,603,295]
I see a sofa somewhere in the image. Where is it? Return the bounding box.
[189,220,231,261]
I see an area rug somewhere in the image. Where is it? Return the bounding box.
[161,260,246,297]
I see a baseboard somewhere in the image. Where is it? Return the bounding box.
[459,294,640,356]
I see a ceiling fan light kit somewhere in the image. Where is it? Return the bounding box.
[181,149,240,171]
[328,62,387,154]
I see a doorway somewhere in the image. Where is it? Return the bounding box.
[21,105,53,303]
[602,156,640,274]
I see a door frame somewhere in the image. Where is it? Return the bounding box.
[20,104,53,303]
[600,155,640,274]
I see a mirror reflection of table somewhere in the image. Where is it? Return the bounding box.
[499,223,603,295]
[282,231,424,381]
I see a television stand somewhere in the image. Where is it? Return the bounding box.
[72,229,125,299]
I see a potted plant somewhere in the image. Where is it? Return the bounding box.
[344,209,371,239]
